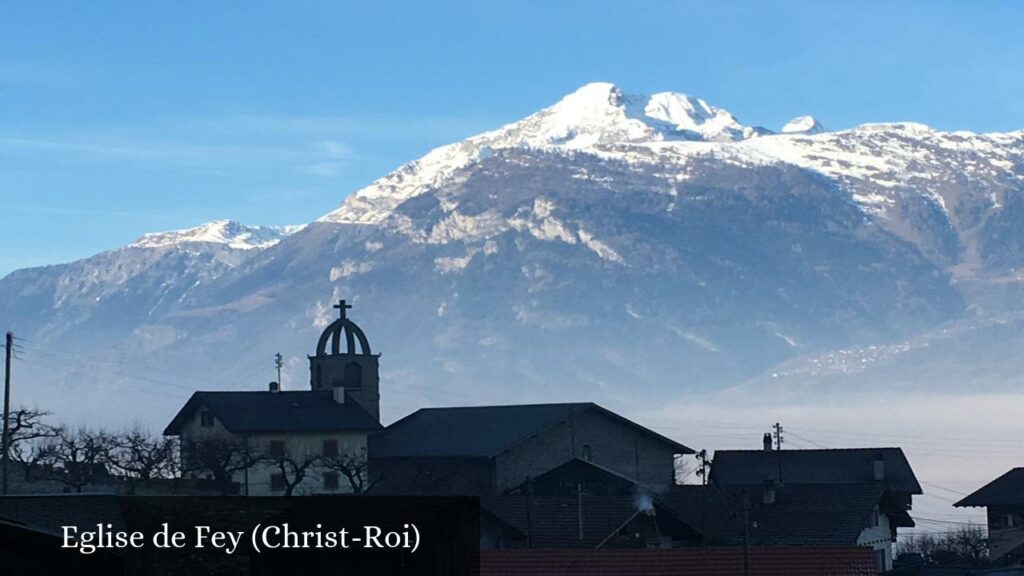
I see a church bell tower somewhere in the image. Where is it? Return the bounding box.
[309,299,380,421]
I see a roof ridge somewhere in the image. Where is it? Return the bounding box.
[415,401,595,411]
[196,389,329,395]
[715,447,904,452]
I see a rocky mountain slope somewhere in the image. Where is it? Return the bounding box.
[2,83,1022,424]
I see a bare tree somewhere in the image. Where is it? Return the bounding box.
[47,428,114,493]
[897,525,988,566]
[108,428,174,494]
[183,437,259,495]
[11,435,60,483]
[262,445,320,497]
[322,453,379,494]
[6,407,61,482]
[948,524,988,564]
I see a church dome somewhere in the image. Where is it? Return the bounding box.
[315,300,371,356]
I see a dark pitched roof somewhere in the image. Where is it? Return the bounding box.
[480,493,680,549]
[663,483,891,546]
[163,390,382,435]
[955,468,1024,508]
[370,402,692,458]
[710,447,922,494]
[480,547,880,576]
[525,458,643,496]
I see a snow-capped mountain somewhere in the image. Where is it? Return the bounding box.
[323,83,772,225]
[2,82,1024,425]
[130,220,303,251]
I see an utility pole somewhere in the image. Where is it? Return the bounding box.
[741,489,751,576]
[274,353,283,386]
[773,422,784,484]
[695,449,711,486]
[2,331,13,495]
[576,480,584,543]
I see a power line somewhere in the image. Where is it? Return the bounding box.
[16,343,214,385]
[16,357,196,394]
[920,481,968,496]
[784,430,831,449]
[919,492,960,505]
[16,340,289,391]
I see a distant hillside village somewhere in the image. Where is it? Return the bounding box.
[1,300,1022,576]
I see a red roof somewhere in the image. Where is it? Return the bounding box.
[481,546,878,576]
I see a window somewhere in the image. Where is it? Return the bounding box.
[581,445,593,462]
[343,362,363,389]
[269,440,285,458]
[200,411,214,427]
[323,439,339,458]
[270,473,286,492]
[323,472,340,491]
[184,441,197,469]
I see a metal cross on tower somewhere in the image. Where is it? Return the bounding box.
[333,299,352,321]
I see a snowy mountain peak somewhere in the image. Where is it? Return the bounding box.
[782,115,828,135]
[554,81,622,108]
[321,83,767,224]
[129,219,303,250]
[511,82,764,148]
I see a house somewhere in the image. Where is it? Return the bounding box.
[479,455,904,568]
[955,468,1024,563]
[164,300,383,495]
[665,483,905,572]
[710,445,922,495]
[368,402,693,496]
[709,444,922,572]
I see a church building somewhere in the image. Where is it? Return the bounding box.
[164,300,382,495]
[165,296,692,500]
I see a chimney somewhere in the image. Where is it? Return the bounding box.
[873,452,885,481]
[763,433,773,452]
[332,386,346,404]
[268,381,280,393]
[762,478,776,505]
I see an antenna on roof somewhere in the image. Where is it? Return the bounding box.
[274,352,283,387]
[773,422,784,485]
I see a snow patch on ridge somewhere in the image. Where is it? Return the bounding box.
[782,116,827,135]
[131,220,302,250]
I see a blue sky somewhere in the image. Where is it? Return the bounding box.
[2,1,1023,276]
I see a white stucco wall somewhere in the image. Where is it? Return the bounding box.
[176,404,369,496]
[857,509,893,572]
